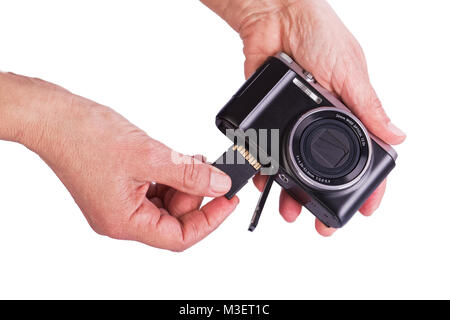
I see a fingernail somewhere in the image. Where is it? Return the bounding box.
[210,168,232,195]
[387,122,406,137]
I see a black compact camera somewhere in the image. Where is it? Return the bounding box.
[213,53,397,230]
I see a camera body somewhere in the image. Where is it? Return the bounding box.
[215,53,397,228]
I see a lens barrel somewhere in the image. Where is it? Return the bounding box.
[288,108,372,190]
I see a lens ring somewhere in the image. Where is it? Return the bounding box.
[300,119,361,179]
[288,107,372,191]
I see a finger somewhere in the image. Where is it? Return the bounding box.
[146,182,157,199]
[128,196,239,251]
[359,179,387,216]
[315,219,337,237]
[161,154,206,216]
[279,190,302,223]
[124,201,177,250]
[242,33,281,79]
[167,191,203,217]
[244,53,269,79]
[144,140,231,197]
[193,154,207,163]
[253,174,268,192]
[149,197,163,208]
[156,184,170,197]
[163,188,177,207]
[178,196,239,250]
[337,68,406,145]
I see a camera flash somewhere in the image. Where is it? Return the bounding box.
[293,78,323,104]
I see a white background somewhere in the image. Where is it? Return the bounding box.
[0,0,448,299]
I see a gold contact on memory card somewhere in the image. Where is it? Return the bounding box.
[233,145,262,170]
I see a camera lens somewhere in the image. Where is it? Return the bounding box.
[300,119,360,179]
[288,108,371,190]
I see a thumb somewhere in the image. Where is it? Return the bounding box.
[338,71,406,145]
[144,140,231,197]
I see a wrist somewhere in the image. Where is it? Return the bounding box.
[0,72,84,155]
[0,73,50,145]
[200,0,266,31]
[201,0,300,31]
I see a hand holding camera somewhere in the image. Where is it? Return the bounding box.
[203,0,406,235]
[214,53,398,231]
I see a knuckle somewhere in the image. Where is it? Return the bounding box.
[106,226,125,240]
[369,95,389,122]
[181,157,204,190]
[189,220,201,243]
[351,41,366,62]
[369,94,383,111]
[170,236,189,252]
[169,223,195,253]
[92,218,125,240]
[170,238,195,253]
[91,225,107,237]
[170,244,187,253]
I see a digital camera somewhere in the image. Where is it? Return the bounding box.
[213,53,397,229]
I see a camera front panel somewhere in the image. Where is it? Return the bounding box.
[215,54,397,228]
[216,57,327,138]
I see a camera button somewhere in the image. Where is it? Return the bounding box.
[304,71,316,83]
